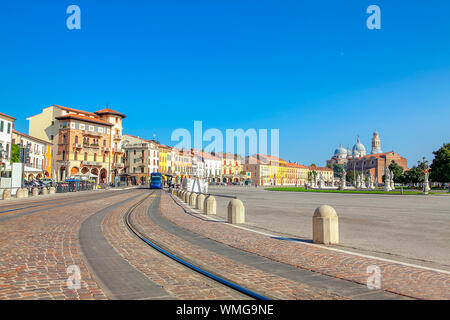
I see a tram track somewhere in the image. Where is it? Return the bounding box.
[0,188,138,222]
[123,191,270,300]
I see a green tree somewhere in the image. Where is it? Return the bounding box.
[430,143,450,182]
[310,163,316,167]
[333,163,345,178]
[346,170,356,184]
[389,161,404,183]
[400,166,423,184]
[11,144,20,163]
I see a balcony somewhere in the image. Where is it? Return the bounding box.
[113,134,122,140]
[114,163,124,168]
[82,161,103,166]
[74,143,82,149]
[83,130,102,137]
[56,160,71,166]
[103,147,110,152]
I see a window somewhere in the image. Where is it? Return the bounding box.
[75,136,78,144]
[84,152,87,161]
[0,121,3,132]
[75,151,78,160]
[7,123,10,134]
[94,153,97,161]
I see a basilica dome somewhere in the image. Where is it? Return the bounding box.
[352,137,366,157]
[333,144,347,159]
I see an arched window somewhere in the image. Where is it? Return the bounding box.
[75,136,78,144]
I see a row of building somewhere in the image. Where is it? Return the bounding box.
[0,105,334,186]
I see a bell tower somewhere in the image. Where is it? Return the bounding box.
[371,130,382,154]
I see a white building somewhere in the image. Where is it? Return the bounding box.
[12,130,52,180]
[0,112,15,173]
[122,134,159,182]
[200,152,222,182]
[191,151,205,178]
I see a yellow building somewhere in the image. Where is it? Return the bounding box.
[158,144,169,174]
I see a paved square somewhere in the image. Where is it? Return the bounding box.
[209,186,450,269]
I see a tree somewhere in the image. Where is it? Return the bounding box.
[333,163,345,178]
[430,143,450,182]
[346,170,356,184]
[400,166,422,184]
[389,161,404,183]
[310,163,316,167]
[11,144,20,163]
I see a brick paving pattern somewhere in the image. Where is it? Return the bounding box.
[102,194,247,300]
[166,191,450,300]
[0,191,139,300]
[132,193,346,300]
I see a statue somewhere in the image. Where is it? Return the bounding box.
[360,173,366,189]
[368,174,375,190]
[423,172,430,194]
[384,168,391,191]
[356,173,361,189]
[341,170,346,190]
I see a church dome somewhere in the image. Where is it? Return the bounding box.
[334,144,347,159]
[352,137,366,157]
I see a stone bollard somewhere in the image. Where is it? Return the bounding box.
[32,188,39,196]
[204,195,216,215]
[2,189,11,200]
[184,191,191,203]
[189,192,197,206]
[41,187,49,195]
[16,188,24,199]
[49,187,56,194]
[313,205,339,245]
[227,198,245,224]
[23,188,29,198]
[196,194,206,210]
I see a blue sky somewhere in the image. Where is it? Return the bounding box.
[1,0,449,166]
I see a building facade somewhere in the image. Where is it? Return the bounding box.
[326,131,408,183]
[122,134,160,184]
[27,105,126,183]
[0,112,15,173]
[12,129,53,180]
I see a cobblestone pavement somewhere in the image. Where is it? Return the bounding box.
[0,191,140,300]
[102,193,247,300]
[167,191,450,300]
[132,192,346,300]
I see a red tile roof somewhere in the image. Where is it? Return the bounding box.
[95,108,126,119]
[55,114,113,126]
[12,129,51,145]
[0,112,16,121]
[55,105,98,117]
